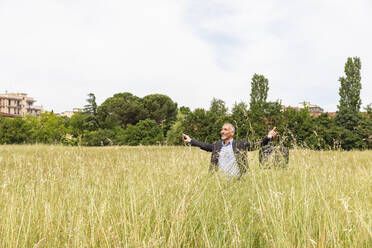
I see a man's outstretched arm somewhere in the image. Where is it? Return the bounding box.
[182,134,214,152]
[242,127,279,151]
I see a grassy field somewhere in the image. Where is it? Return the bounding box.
[0,145,371,247]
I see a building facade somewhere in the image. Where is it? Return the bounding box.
[298,101,324,114]
[57,108,83,118]
[281,102,336,118]
[0,93,42,117]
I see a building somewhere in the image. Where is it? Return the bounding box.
[298,101,324,114]
[282,101,324,114]
[57,108,83,118]
[281,102,336,118]
[0,92,42,117]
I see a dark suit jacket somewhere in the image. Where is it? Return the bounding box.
[190,136,270,176]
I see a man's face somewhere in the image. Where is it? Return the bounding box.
[221,124,234,140]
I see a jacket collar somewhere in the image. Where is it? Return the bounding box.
[222,138,234,147]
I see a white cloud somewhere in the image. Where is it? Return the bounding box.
[184,0,372,111]
[0,0,371,112]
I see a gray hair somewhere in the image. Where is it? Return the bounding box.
[223,123,235,133]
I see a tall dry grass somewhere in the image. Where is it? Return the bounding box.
[0,145,371,247]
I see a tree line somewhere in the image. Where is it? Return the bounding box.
[0,57,371,149]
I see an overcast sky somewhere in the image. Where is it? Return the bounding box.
[0,0,371,113]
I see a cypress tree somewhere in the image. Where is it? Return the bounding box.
[336,57,363,149]
[250,74,269,110]
[249,74,269,139]
[336,57,362,129]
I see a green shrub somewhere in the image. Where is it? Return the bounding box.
[120,119,164,146]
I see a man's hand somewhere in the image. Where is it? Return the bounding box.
[182,133,191,143]
[267,127,278,139]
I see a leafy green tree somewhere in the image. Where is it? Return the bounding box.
[68,113,89,137]
[206,99,231,142]
[166,109,189,145]
[249,74,270,139]
[311,113,340,150]
[364,103,372,115]
[179,106,191,116]
[180,99,231,143]
[281,108,313,148]
[231,102,249,140]
[250,74,269,110]
[263,101,283,128]
[338,127,364,150]
[97,92,147,128]
[84,93,98,116]
[209,98,228,116]
[181,108,210,142]
[142,94,178,124]
[166,121,184,145]
[336,57,362,129]
[80,93,100,131]
[142,94,178,136]
[336,57,363,149]
[82,129,116,146]
[358,106,372,149]
[0,117,31,144]
[26,112,69,144]
[119,119,164,145]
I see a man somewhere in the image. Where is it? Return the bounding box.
[182,123,278,177]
